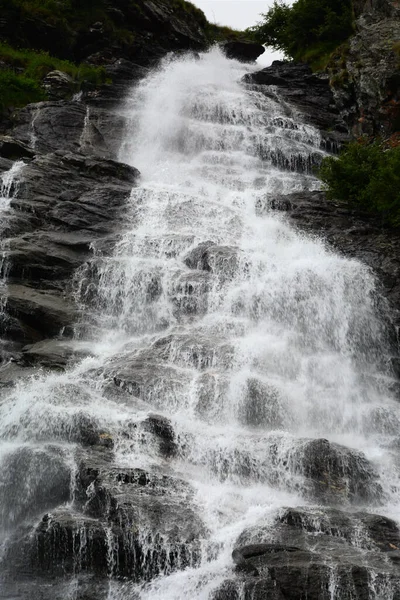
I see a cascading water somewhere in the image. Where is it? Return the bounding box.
[1,49,400,599]
[0,161,25,362]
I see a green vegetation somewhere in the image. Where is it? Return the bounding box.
[319,141,400,227]
[206,23,244,43]
[0,42,106,110]
[247,0,354,69]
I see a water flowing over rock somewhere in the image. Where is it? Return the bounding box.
[0,48,400,600]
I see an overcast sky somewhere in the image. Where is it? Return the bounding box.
[192,0,285,65]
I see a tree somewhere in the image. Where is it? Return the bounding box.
[247,0,353,62]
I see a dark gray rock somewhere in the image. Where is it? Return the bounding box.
[291,437,382,505]
[171,271,211,317]
[4,284,77,339]
[42,70,78,101]
[142,413,177,458]
[244,61,348,137]
[223,41,265,63]
[12,102,87,155]
[4,451,207,582]
[184,242,239,281]
[328,0,400,136]
[0,152,139,347]
[21,339,94,369]
[0,445,71,528]
[0,135,35,160]
[239,377,287,429]
[226,506,400,600]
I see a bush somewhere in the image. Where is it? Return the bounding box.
[247,0,354,67]
[319,141,400,226]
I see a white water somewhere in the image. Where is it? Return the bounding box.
[1,49,400,598]
[0,161,24,216]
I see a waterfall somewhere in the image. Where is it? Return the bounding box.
[0,49,400,599]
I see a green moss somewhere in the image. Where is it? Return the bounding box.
[0,70,46,110]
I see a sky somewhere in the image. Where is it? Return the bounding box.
[191,0,285,65]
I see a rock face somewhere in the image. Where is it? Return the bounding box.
[0,151,139,353]
[244,61,348,141]
[214,507,400,600]
[329,0,400,136]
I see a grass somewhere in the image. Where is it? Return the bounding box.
[0,42,107,110]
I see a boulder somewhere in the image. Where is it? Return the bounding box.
[184,243,239,281]
[142,413,177,458]
[42,70,78,101]
[223,41,265,63]
[292,437,382,504]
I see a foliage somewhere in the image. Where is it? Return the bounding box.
[0,42,106,110]
[247,0,354,68]
[0,69,46,110]
[319,141,400,227]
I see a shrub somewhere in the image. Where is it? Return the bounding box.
[319,141,400,226]
[247,0,354,68]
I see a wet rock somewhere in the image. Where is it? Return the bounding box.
[293,438,382,505]
[142,413,177,458]
[223,41,265,63]
[0,152,139,347]
[230,505,400,600]
[244,61,347,135]
[111,357,190,409]
[4,284,77,339]
[184,240,216,270]
[171,271,211,317]
[153,331,234,371]
[0,135,35,160]
[0,445,71,528]
[239,377,287,429]
[21,339,94,369]
[184,243,238,280]
[284,189,400,340]
[213,578,285,600]
[12,102,87,155]
[42,70,78,101]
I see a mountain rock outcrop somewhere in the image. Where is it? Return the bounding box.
[329,0,400,136]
